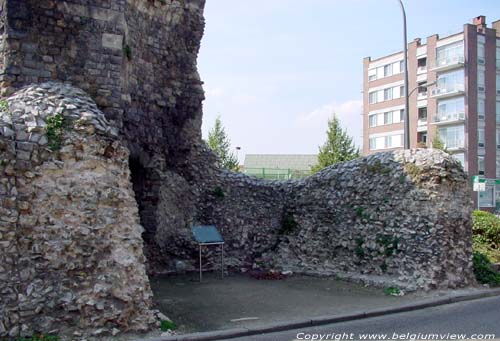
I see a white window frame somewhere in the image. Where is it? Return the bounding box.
[369,91,377,104]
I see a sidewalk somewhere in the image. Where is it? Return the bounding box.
[136,272,500,340]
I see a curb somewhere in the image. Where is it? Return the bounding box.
[148,288,500,341]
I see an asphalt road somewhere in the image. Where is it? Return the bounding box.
[229,296,500,341]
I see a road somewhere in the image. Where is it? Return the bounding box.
[229,296,500,341]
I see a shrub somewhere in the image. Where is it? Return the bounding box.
[46,114,66,151]
[472,210,500,248]
[473,251,500,286]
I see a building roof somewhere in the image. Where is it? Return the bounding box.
[244,154,318,171]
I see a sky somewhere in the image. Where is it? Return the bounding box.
[198,0,500,162]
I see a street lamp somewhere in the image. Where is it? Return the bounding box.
[408,80,437,97]
[235,146,241,163]
[397,0,410,149]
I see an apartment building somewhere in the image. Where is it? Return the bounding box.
[363,15,500,210]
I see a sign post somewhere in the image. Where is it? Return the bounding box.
[191,225,225,282]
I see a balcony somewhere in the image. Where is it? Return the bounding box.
[432,111,465,125]
[444,138,465,151]
[431,55,465,72]
[417,66,427,74]
[430,84,465,99]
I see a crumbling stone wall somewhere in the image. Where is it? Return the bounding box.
[0,83,157,338]
[0,0,207,249]
[0,0,478,338]
[160,149,475,292]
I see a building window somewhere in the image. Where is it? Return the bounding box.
[478,42,485,63]
[384,111,393,125]
[418,107,428,120]
[437,97,465,122]
[399,86,405,97]
[478,98,485,120]
[417,132,427,144]
[497,74,500,92]
[497,157,500,178]
[384,88,393,101]
[478,156,485,175]
[478,128,485,147]
[369,114,377,127]
[399,60,404,73]
[438,125,464,149]
[496,47,500,69]
[417,57,426,71]
[369,91,377,104]
[400,109,405,122]
[436,69,465,94]
[497,129,500,149]
[478,70,485,92]
[436,40,464,67]
[369,138,376,150]
[384,64,393,77]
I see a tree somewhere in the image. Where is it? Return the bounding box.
[311,114,360,173]
[432,133,447,152]
[207,116,239,171]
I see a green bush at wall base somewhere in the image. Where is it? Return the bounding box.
[473,251,500,286]
[160,320,176,331]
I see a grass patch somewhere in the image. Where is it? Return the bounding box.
[383,287,402,296]
[160,320,176,331]
[0,99,9,112]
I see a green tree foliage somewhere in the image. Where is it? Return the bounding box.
[207,116,239,171]
[311,115,359,173]
[432,134,447,152]
[473,210,500,263]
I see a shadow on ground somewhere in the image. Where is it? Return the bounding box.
[150,272,436,334]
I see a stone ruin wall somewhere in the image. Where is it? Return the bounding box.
[0,0,207,256]
[0,84,157,338]
[0,0,478,338]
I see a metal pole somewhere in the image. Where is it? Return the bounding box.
[397,0,410,149]
[221,244,224,279]
[199,244,202,282]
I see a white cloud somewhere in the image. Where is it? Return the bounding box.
[297,100,363,148]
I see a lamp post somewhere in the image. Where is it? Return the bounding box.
[235,146,241,164]
[408,80,437,97]
[397,0,410,149]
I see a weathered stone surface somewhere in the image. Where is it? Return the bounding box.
[0,83,156,338]
[154,149,476,293]
[0,0,478,338]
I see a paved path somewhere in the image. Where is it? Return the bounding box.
[229,296,500,341]
[149,273,493,334]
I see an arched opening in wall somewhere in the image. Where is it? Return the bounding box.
[129,156,158,273]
